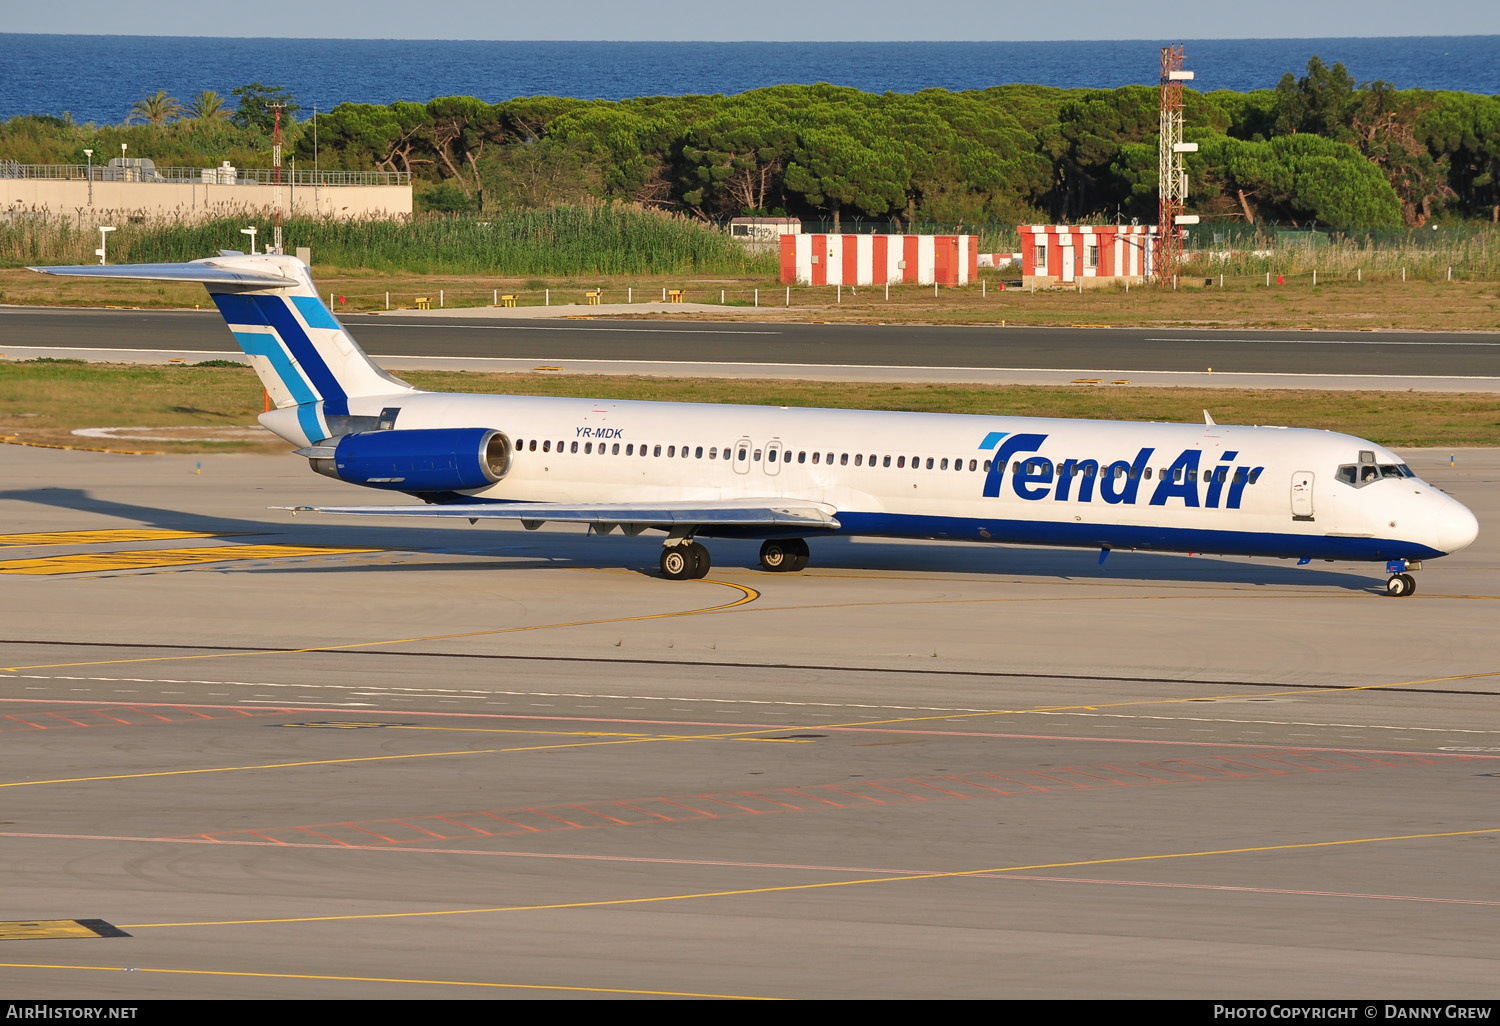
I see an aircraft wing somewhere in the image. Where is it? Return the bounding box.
[29,261,301,287]
[278,498,841,532]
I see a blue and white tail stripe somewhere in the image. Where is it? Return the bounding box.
[25,254,417,446]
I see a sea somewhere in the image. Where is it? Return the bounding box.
[2,35,1497,125]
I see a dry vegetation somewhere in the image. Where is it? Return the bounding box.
[5,268,1500,332]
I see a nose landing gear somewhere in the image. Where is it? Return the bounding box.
[1385,559,1419,598]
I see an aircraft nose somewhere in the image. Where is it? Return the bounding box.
[1433,497,1479,555]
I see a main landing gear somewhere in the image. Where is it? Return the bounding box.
[1385,559,1419,598]
[657,537,812,580]
[759,538,809,573]
[660,541,712,581]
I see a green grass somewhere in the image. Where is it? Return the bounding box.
[3,207,780,278]
[4,361,1494,452]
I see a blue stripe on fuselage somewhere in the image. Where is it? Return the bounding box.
[817,512,1444,562]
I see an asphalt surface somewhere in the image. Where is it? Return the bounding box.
[1,445,1498,998]
[6,306,1500,378]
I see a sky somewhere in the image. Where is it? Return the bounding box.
[7,0,1500,40]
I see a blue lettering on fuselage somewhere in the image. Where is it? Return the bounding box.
[978,433,1262,509]
[576,427,624,439]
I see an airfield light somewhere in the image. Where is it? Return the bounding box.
[96,225,116,265]
[241,226,258,255]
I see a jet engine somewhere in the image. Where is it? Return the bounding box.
[306,427,512,493]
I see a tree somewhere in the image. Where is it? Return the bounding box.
[1274,57,1357,137]
[1203,133,1403,226]
[127,90,181,126]
[783,100,910,229]
[231,83,300,133]
[186,90,228,123]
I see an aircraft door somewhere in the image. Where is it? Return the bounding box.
[1291,471,1315,519]
[764,439,783,476]
[732,436,751,475]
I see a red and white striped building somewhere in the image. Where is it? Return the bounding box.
[780,234,978,287]
[1019,225,1156,288]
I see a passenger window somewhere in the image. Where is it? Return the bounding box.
[1249,468,1262,483]
[739,448,747,460]
[840,453,848,466]
[710,447,718,459]
[897,456,906,468]
[754,449,762,460]
[968,459,977,471]
[855,454,863,466]
[884,456,892,468]
[812,452,820,464]
[667,445,675,457]
[696,446,704,458]
[798,451,806,463]
[654,445,661,457]
[529,440,537,451]
[1012,461,1021,473]
[983,460,991,472]
[1144,467,1152,479]
[926,458,934,469]
[584,442,592,454]
[569,441,577,453]
[542,440,551,452]
[608,443,617,455]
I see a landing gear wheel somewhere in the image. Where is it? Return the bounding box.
[760,538,810,573]
[687,541,711,579]
[1386,573,1415,597]
[660,546,695,581]
[759,540,791,572]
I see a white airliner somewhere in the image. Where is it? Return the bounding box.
[32,253,1478,595]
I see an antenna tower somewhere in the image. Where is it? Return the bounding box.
[1156,45,1198,284]
[270,103,284,255]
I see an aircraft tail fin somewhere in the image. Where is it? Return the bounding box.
[32,255,416,445]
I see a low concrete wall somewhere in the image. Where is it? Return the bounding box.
[2,179,412,220]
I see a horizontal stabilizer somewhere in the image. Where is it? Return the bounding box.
[278,499,841,530]
[29,261,300,287]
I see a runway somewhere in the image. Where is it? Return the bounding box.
[1,442,1497,998]
[5,307,1500,386]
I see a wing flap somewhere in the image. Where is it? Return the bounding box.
[278,499,840,530]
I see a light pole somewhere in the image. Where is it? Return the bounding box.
[83,149,92,205]
[96,225,116,265]
[240,226,258,255]
[120,142,127,179]
[313,104,318,216]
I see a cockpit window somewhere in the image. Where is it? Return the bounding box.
[1337,462,1415,488]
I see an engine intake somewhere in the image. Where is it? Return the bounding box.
[309,427,511,493]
